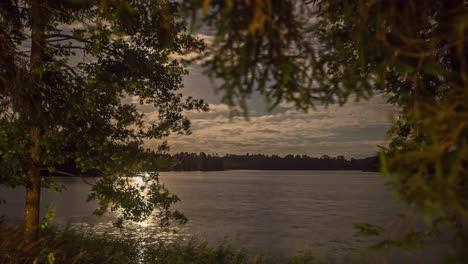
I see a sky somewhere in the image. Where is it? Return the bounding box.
[59,26,399,159]
[142,53,399,158]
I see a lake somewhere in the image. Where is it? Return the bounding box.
[1,170,404,258]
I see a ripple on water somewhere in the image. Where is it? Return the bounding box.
[67,220,189,244]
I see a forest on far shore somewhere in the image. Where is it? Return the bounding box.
[165,152,379,172]
[48,152,380,176]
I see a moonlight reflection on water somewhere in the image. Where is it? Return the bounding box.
[1,170,400,256]
[69,213,188,244]
[83,175,189,243]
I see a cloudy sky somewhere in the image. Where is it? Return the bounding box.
[143,59,399,159]
[60,26,398,159]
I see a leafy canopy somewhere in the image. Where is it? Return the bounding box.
[0,0,208,226]
[187,0,468,260]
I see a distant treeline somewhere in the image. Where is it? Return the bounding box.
[45,152,379,176]
[162,152,379,172]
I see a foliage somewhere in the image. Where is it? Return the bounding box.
[0,224,370,264]
[352,223,384,238]
[186,0,468,261]
[185,0,320,114]
[170,152,378,171]
[53,151,379,172]
[40,203,57,229]
[0,225,142,264]
[0,0,208,227]
[2,0,466,261]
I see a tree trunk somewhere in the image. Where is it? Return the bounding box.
[23,128,42,244]
[23,0,46,244]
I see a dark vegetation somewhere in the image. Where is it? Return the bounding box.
[44,152,379,175]
[0,223,370,264]
[1,0,207,242]
[1,0,466,262]
[190,1,468,260]
[169,153,379,172]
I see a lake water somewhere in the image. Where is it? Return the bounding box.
[1,171,408,259]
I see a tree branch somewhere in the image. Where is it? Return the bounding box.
[45,34,92,44]
[50,44,87,50]
[40,168,96,185]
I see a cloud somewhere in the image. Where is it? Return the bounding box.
[169,33,214,64]
[53,21,397,158]
[141,95,399,158]
[123,39,399,159]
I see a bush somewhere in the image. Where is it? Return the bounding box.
[0,224,370,264]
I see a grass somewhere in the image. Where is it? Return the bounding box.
[0,222,372,264]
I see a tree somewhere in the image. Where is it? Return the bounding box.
[0,0,208,244]
[186,0,467,260]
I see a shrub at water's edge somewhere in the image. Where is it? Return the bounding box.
[0,224,372,264]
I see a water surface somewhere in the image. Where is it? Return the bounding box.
[1,170,400,257]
